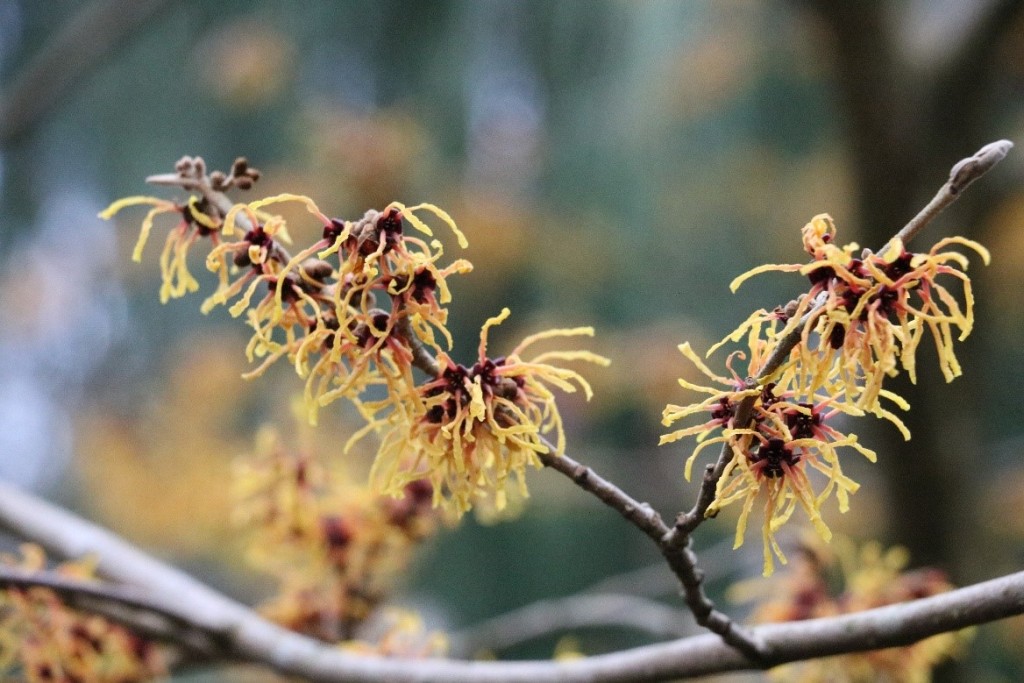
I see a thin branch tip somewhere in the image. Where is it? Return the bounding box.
[948,139,1014,193]
[144,172,189,187]
[892,138,1011,257]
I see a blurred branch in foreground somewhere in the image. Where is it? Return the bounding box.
[1,479,1023,682]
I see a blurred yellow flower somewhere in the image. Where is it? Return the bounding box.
[0,545,165,682]
[746,536,973,682]
[234,426,439,641]
[341,608,448,659]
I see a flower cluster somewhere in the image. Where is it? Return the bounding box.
[233,427,439,641]
[729,214,989,412]
[102,158,470,420]
[340,609,448,659]
[745,536,971,682]
[661,342,874,574]
[104,157,606,515]
[366,308,609,516]
[662,215,987,574]
[0,545,164,683]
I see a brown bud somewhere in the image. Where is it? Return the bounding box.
[495,377,520,401]
[782,298,801,320]
[233,249,252,268]
[320,515,354,553]
[278,273,303,302]
[301,258,333,282]
[357,232,381,256]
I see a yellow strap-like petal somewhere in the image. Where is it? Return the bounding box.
[728,263,802,292]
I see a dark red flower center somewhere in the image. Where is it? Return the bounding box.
[751,437,799,478]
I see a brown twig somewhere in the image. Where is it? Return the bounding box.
[536,438,668,544]
[398,315,443,377]
[532,444,768,659]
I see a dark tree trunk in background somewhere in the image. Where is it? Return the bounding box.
[797,0,1024,572]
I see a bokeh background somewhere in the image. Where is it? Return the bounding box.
[2,1,1024,680]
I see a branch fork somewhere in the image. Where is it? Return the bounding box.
[538,139,1013,661]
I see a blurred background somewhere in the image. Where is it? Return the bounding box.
[1,1,1024,680]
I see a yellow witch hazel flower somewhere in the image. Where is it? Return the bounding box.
[369,308,610,516]
[100,194,222,303]
[293,203,472,423]
[208,199,471,425]
[661,341,874,575]
[730,214,989,417]
[200,193,317,318]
